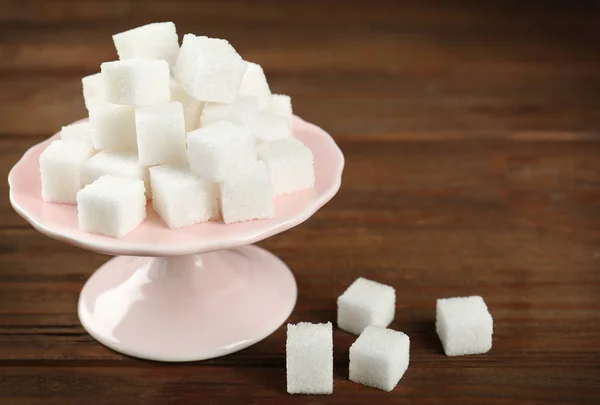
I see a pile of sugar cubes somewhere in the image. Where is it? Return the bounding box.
[38,22,315,238]
[287,277,494,394]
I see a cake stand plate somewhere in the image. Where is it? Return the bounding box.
[8,116,344,362]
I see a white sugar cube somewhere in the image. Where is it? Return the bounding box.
[349,326,410,392]
[82,73,106,110]
[337,277,396,335]
[238,62,271,109]
[286,322,333,395]
[257,137,314,196]
[150,166,219,228]
[113,22,180,68]
[170,78,204,131]
[200,95,260,128]
[101,59,170,106]
[220,161,274,224]
[187,121,257,182]
[61,121,95,149]
[174,34,247,103]
[254,111,292,143]
[436,296,493,356]
[77,175,146,238]
[88,103,137,152]
[39,140,94,204]
[268,94,293,123]
[81,151,150,198]
[135,102,187,166]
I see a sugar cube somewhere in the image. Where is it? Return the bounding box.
[170,78,204,131]
[39,140,94,203]
[113,22,180,68]
[268,94,293,123]
[60,121,95,149]
[174,34,247,103]
[436,296,493,356]
[88,103,137,152]
[77,175,146,238]
[349,326,410,392]
[286,322,333,395]
[200,95,260,129]
[337,277,396,335]
[150,166,219,228]
[238,62,271,109]
[101,59,170,106]
[254,111,292,143]
[220,161,274,224]
[82,73,106,110]
[135,102,187,166]
[81,151,150,198]
[257,137,314,196]
[187,121,257,182]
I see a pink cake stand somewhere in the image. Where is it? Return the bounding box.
[8,116,344,362]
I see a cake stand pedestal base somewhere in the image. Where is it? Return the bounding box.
[78,245,297,362]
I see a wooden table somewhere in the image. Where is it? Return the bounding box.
[1,1,599,403]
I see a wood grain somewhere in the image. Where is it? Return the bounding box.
[1,1,599,403]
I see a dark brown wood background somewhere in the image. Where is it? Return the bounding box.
[1,1,599,404]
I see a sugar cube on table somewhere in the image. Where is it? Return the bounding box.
[238,62,271,109]
[113,22,180,68]
[82,73,106,110]
[257,137,314,196]
[267,94,293,123]
[101,59,170,106]
[60,121,95,149]
[174,34,247,103]
[337,277,396,335]
[220,161,274,224]
[39,140,94,204]
[135,102,187,166]
[187,121,257,182]
[349,326,410,392]
[150,165,219,228]
[200,95,260,129]
[436,295,493,356]
[254,112,292,143]
[81,151,150,198]
[286,322,333,395]
[88,103,137,152]
[170,78,204,132]
[77,175,146,238]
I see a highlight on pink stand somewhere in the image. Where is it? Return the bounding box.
[8,115,344,362]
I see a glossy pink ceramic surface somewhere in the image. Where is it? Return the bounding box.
[78,246,297,362]
[8,115,344,257]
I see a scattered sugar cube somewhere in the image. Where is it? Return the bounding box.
[170,78,204,131]
[77,175,146,238]
[257,137,314,196]
[101,59,170,106]
[88,103,137,152]
[337,277,396,335]
[150,166,219,228]
[82,73,106,110]
[238,62,271,109]
[60,121,95,149]
[174,34,247,103]
[135,101,187,166]
[220,161,274,224]
[39,140,94,203]
[436,296,493,356]
[254,111,292,143]
[286,322,333,395]
[200,95,260,129]
[113,22,180,68]
[187,121,257,182]
[81,151,150,198]
[349,326,410,392]
[268,94,293,123]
